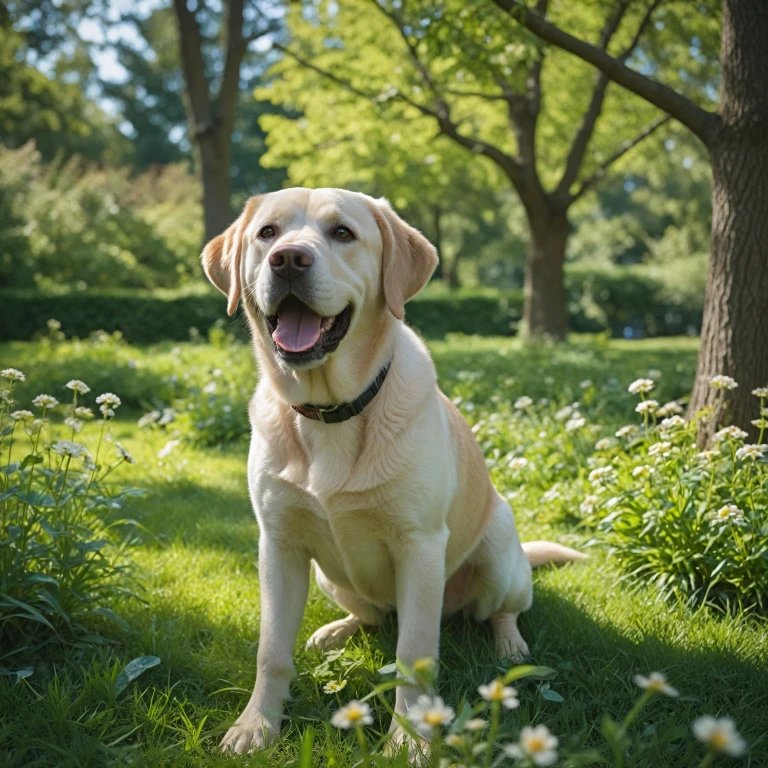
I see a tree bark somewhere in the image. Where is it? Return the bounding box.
[687,0,768,443]
[198,129,234,242]
[523,212,569,340]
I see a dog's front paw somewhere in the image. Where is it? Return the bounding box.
[305,615,362,651]
[384,721,429,763]
[220,710,280,755]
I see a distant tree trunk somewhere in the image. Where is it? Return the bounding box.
[523,211,569,340]
[198,130,234,241]
[688,0,768,443]
[445,250,462,290]
[430,205,444,282]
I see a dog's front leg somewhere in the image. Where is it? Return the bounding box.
[387,529,448,754]
[220,535,310,755]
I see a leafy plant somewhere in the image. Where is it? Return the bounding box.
[0,368,142,651]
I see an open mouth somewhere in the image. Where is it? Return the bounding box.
[267,297,353,364]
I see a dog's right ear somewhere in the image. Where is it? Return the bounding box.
[201,196,262,316]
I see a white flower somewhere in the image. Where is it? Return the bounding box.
[10,410,33,421]
[323,680,347,694]
[752,387,768,398]
[445,733,466,748]
[632,465,652,478]
[508,457,529,471]
[66,380,90,395]
[615,424,639,438]
[203,381,217,394]
[735,444,766,460]
[713,425,748,442]
[565,416,586,432]
[753,419,768,429]
[463,718,488,731]
[514,396,533,410]
[74,406,94,419]
[648,441,672,457]
[116,443,135,464]
[580,379,593,389]
[64,417,83,433]
[697,449,720,462]
[660,415,686,430]
[1,368,25,382]
[158,439,180,459]
[478,679,519,708]
[634,672,679,697]
[691,716,746,756]
[330,700,373,729]
[589,467,614,484]
[52,440,90,459]
[554,405,573,421]
[711,504,744,523]
[657,401,684,417]
[95,393,121,408]
[541,487,561,503]
[504,724,558,766]
[138,410,161,428]
[32,394,59,408]
[580,495,599,513]
[635,400,659,414]
[595,438,612,451]
[100,405,115,418]
[406,695,455,735]
[709,375,738,390]
[628,378,655,394]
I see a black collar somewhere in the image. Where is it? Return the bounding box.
[291,362,391,424]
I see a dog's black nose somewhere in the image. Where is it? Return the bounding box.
[268,245,314,281]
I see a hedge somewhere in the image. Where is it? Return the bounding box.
[1,270,702,344]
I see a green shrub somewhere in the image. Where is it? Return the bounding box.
[0,368,142,650]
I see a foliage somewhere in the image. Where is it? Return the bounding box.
[0,367,141,651]
[0,143,203,290]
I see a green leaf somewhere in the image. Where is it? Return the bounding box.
[114,655,161,697]
[20,454,44,469]
[377,662,397,676]
[542,687,564,703]
[503,664,557,684]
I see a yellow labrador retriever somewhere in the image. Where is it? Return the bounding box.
[202,188,583,754]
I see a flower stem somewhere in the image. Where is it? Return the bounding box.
[485,700,500,768]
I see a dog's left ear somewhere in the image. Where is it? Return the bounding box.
[201,196,262,316]
[373,198,438,320]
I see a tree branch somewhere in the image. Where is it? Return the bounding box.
[492,0,719,145]
[216,0,247,133]
[570,114,671,202]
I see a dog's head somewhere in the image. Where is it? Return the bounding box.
[202,188,437,371]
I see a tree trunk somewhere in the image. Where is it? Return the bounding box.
[198,128,235,241]
[522,212,569,340]
[430,205,444,282]
[687,0,768,444]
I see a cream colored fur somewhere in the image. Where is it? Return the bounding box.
[201,188,584,756]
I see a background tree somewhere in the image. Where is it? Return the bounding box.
[171,0,281,240]
[492,0,766,440]
[262,0,717,338]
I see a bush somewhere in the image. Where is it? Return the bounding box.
[0,368,142,650]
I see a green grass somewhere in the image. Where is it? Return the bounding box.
[2,335,767,767]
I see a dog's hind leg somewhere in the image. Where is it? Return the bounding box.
[306,563,382,650]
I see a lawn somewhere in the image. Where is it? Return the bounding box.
[1,334,766,767]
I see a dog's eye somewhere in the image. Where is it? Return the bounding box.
[258,225,276,239]
[333,225,354,241]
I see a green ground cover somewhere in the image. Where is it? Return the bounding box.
[1,335,766,767]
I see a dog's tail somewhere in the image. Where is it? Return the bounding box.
[522,540,586,568]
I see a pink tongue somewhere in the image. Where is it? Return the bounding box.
[273,299,323,352]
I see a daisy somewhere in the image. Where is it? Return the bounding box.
[656,401,684,417]
[52,441,90,459]
[713,425,748,442]
[565,416,586,432]
[554,405,573,421]
[752,387,768,398]
[445,733,466,748]
[116,443,135,464]
[660,415,686,430]
[100,405,115,418]
[74,406,94,419]
[64,417,83,433]
[10,410,33,421]
[541,487,561,503]
[589,467,614,485]
[735,444,766,460]
[515,396,533,410]
[696,450,720,462]
[595,438,612,450]
[635,400,659,414]
[323,680,347,694]
[580,495,599,513]
[66,380,90,395]
[158,439,180,460]
[406,695,455,736]
[615,424,639,438]
[580,379,593,389]
[634,672,679,697]
[1,368,25,382]
[648,441,672,457]
[478,679,519,708]
[709,375,738,390]
[628,378,654,394]
[504,725,558,766]
[32,394,58,408]
[508,457,529,471]
[95,393,121,408]
[710,504,744,523]
[632,465,652,478]
[330,700,373,729]
[691,716,746,756]
[463,718,488,732]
